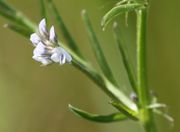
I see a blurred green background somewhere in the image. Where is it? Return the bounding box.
[0,0,179,132]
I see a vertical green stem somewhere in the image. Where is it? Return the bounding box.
[136,9,157,132]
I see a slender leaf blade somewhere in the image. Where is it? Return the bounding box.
[110,101,139,120]
[4,23,32,38]
[113,22,137,93]
[81,10,118,86]
[69,104,127,123]
[0,0,16,13]
[0,0,36,32]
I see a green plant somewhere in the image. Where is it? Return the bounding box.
[0,0,173,132]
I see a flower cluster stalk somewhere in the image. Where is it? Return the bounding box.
[136,8,157,132]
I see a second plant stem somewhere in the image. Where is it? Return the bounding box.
[136,8,157,132]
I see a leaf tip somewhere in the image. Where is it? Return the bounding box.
[68,104,73,110]
[81,9,86,16]
[68,104,79,114]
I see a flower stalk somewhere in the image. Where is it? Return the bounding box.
[136,8,157,132]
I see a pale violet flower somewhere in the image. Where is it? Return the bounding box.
[51,47,72,65]
[30,33,41,47]
[49,26,58,43]
[38,18,48,37]
[29,18,72,65]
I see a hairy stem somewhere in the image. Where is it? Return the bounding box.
[136,8,157,132]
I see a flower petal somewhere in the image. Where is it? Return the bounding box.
[49,26,57,43]
[30,33,40,46]
[32,55,52,65]
[51,47,72,64]
[39,18,48,36]
[33,42,51,56]
[50,52,59,63]
[61,48,72,63]
[59,54,66,65]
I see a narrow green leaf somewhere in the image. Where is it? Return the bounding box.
[81,10,118,86]
[69,104,127,123]
[0,8,15,21]
[4,23,31,38]
[110,101,139,120]
[0,1,17,22]
[113,22,137,93]
[47,0,83,57]
[101,3,143,29]
[39,0,48,25]
[0,1,36,32]
[0,0,16,13]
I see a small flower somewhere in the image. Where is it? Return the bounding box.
[51,47,72,65]
[30,18,72,65]
[30,33,41,47]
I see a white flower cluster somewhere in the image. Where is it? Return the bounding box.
[30,18,72,65]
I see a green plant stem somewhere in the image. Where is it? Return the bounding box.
[70,53,137,111]
[136,9,156,132]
